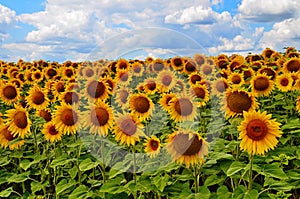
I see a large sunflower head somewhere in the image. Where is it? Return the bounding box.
[262,48,275,60]
[166,130,209,168]
[183,59,197,74]
[156,70,177,92]
[258,67,276,80]
[275,73,293,92]
[168,94,197,122]
[283,58,300,73]
[5,105,31,139]
[26,85,49,110]
[59,90,80,106]
[0,125,25,150]
[228,72,244,88]
[188,72,203,86]
[238,110,282,155]
[113,113,145,146]
[37,109,52,123]
[144,136,161,158]
[250,73,274,97]
[53,103,81,135]
[82,101,114,137]
[84,79,109,102]
[0,82,19,105]
[223,88,258,118]
[129,93,154,121]
[42,121,63,143]
[159,93,176,111]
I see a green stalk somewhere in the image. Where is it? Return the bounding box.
[248,154,254,192]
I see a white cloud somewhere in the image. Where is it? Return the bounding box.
[0,4,17,41]
[238,0,300,22]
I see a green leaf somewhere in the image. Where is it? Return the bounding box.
[0,156,10,167]
[68,185,92,199]
[226,161,245,176]
[152,174,169,192]
[79,158,98,172]
[217,185,231,198]
[99,176,126,194]
[7,172,30,183]
[204,174,224,187]
[108,161,131,179]
[244,189,259,199]
[20,159,34,171]
[56,179,77,195]
[232,185,247,199]
[0,187,13,197]
[31,181,43,193]
[68,166,78,179]
[195,187,210,199]
[262,164,288,179]
[50,155,76,167]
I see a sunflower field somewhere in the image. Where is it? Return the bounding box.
[0,47,299,199]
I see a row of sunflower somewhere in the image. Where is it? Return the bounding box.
[0,47,299,198]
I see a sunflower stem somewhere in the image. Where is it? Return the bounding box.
[133,147,137,184]
[248,154,254,192]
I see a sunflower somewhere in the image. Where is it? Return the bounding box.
[173,78,186,93]
[25,71,35,84]
[183,59,197,74]
[129,93,154,121]
[52,80,65,98]
[0,125,25,150]
[62,67,75,79]
[31,70,44,83]
[59,90,80,106]
[82,65,96,79]
[5,105,31,139]
[26,85,49,110]
[131,61,144,77]
[144,136,161,158]
[142,78,158,94]
[224,88,258,118]
[238,110,282,155]
[82,101,114,136]
[228,56,244,72]
[116,58,129,71]
[275,73,293,92]
[152,58,165,73]
[115,86,131,106]
[242,67,255,83]
[113,113,145,146]
[262,48,275,60]
[258,67,276,80]
[228,72,244,87]
[0,82,19,105]
[115,70,132,86]
[168,94,197,122]
[211,78,229,96]
[37,109,52,122]
[283,58,300,73]
[156,70,177,92]
[190,84,210,107]
[171,57,184,71]
[44,66,58,80]
[200,64,214,76]
[250,73,274,97]
[188,72,203,86]
[84,79,109,102]
[53,103,81,135]
[42,121,63,143]
[159,93,176,111]
[194,54,206,66]
[10,78,22,89]
[166,130,209,168]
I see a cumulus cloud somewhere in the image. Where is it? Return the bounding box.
[0,4,17,41]
[238,0,300,22]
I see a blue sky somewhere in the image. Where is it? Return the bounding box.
[0,0,299,62]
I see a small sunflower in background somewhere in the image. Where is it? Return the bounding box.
[183,58,197,74]
[144,136,161,158]
[31,70,44,83]
[168,94,197,122]
[82,101,114,137]
[115,86,131,107]
[159,93,176,112]
[115,69,132,86]
[53,103,81,135]
[166,130,209,168]
[238,110,282,155]
[275,73,293,92]
[190,84,210,107]
[42,121,63,143]
[283,58,300,74]
[200,63,214,77]
[5,105,31,139]
[116,58,129,72]
[142,78,158,94]
[0,124,25,150]
[228,72,244,88]
[171,57,184,71]
[26,85,49,110]
[258,66,276,80]
[188,72,203,86]
[151,58,165,73]
[250,73,274,97]
[129,93,154,121]
[130,61,144,77]
[211,78,229,96]
[156,70,177,92]
[37,109,52,123]
[59,90,80,106]
[113,113,145,146]
[223,88,258,118]
[0,81,20,105]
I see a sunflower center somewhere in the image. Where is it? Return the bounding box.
[14,111,28,129]
[185,62,196,72]
[287,60,300,72]
[33,91,45,105]
[173,58,182,67]
[120,72,129,82]
[64,92,79,104]
[47,68,57,77]
[49,125,59,135]
[227,91,252,114]
[85,68,94,77]
[56,82,65,93]
[3,127,15,141]
[3,85,17,100]
[190,74,201,84]
[193,87,205,99]
[254,77,269,91]
[246,119,268,141]
[146,81,156,91]
[174,98,193,116]
[34,73,42,79]
[65,69,73,77]
[87,80,105,98]
[133,66,141,73]
[119,62,128,70]
[120,118,137,136]
[61,109,78,126]
[119,90,129,104]
[202,65,213,75]
[260,68,275,80]
[173,133,202,155]
[91,107,109,126]
[39,110,52,122]
[162,75,172,86]
[132,96,150,114]
[216,80,228,92]
[153,63,164,71]
[150,139,159,151]
[232,75,242,84]
[280,78,289,86]
[243,70,252,80]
